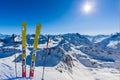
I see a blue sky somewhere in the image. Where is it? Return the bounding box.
[0,0,119,35]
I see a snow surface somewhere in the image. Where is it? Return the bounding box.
[0,33,120,80]
[107,41,120,49]
[84,34,109,43]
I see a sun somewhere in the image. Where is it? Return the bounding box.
[83,2,92,13]
[82,1,94,14]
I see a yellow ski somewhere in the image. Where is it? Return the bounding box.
[21,22,27,77]
[29,23,42,78]
[33,24,41,50]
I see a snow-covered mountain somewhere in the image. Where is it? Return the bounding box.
[85,34,110,43]
[0,33,10,39]
[0,33,120,80]
[97,33,120,49]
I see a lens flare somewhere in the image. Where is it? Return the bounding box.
[81,1,94,14]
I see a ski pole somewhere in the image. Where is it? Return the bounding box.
[41,36,50,80]
[12,34,17,78]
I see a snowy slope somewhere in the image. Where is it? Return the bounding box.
[0,33,120,80]
[85,34,110,43]
[97,33,120,49]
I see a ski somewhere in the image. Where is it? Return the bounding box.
[29,23,42,78]
[21,22,27,77]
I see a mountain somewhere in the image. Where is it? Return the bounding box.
[0,33,119,80]
[0,33,10,39]
[85,34,110,43]
[97,33,120,49]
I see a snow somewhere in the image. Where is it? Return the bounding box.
[107,41,120,49]
[0,33,120,80]
[84,35,109,43]
[0,54,119,80]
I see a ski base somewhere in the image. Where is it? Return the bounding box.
[29,54,36,77]
[22,58,26,77]
[29,70,34,78]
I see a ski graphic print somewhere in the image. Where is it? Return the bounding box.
[21,22,27,77]
[29,23,42,78]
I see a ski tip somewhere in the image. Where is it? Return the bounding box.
[22,22,26,27]
[36,23,42,28]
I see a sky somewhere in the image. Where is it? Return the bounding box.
[0,0,119,35]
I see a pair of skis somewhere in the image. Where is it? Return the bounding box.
[21,22,42,78]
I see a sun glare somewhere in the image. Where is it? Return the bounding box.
[81,1,94,14]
